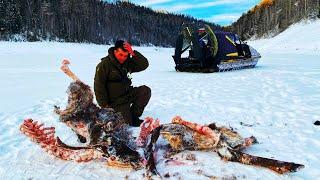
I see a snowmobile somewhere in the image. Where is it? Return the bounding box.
[172,24,261,72]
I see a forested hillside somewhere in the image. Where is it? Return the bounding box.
[0,0,221,46]
[230,0,320,39]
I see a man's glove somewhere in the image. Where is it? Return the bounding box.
[123,42,135,56]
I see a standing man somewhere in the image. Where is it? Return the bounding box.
[94,40,151,127]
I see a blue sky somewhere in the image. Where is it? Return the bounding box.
[129,0,261,26]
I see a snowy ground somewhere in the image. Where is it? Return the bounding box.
[0,20,319,179]
[249,19,320,56]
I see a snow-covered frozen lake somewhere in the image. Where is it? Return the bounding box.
[0,20,319,179]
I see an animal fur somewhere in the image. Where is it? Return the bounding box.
[20,60,304,176]
[141,117,304,175]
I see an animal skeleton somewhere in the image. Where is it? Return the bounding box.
[20,60,304,176]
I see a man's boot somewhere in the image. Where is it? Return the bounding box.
[131,116,143,127]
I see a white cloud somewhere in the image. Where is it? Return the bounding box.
[140,0,174,6]
[167,0,248,12]
[130,0,258,25]
[205,13,242,24]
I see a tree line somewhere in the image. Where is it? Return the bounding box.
[229,0,320,40]
[0,0,221,47]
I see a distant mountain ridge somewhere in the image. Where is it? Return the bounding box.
[0,0,221,46]
[229,0,320,40]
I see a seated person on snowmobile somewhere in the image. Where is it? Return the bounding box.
[94,40,151,127]
[198,28,215,67]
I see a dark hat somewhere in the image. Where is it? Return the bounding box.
[114,40,127,51]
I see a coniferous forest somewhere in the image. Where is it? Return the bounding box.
[230,0,320,40]
[1,0,319,44]
[0,0,221,46]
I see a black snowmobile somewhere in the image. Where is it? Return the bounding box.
[172,24,261,72]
